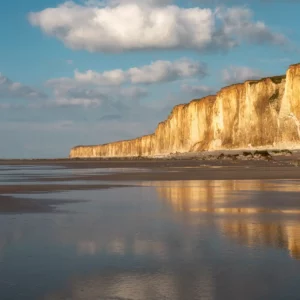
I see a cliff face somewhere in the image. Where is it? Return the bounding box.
[70,64,300,158]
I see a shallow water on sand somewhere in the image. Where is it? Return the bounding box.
[1,166,300,300]
[0,166,149,183]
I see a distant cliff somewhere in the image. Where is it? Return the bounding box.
[70,64,300,158]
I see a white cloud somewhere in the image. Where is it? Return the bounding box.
[47,85,148,108]
[28,2,214,52]
[52,97,102,107]
[74,68,127,85]
[49,58,207,88]
[222,66,263,84]
[127,59,207,84]
[216,7,286,45]
[0,73,46,100]
[45,59,206,108]
[28,1,285,52]
[91,0,172,6]
[193,0,300,4]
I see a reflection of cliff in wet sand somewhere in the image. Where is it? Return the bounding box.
[70,64,300,158]
[150,180,300,260]
[219,221,300,260]
[150,180,300,213]
[43,180,300,300]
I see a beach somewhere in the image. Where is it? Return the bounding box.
[1,153,300,299]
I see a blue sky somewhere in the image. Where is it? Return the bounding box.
[0,0,299,158]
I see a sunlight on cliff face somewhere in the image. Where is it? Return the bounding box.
[70,64,300,158]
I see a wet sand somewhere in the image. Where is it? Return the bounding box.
[0,183,130,213]
[1,158,300,299]
[0,160,137,212]
[0,195,86,213]
[1,152,300,182]
[0,184,130,194]
[1,152,300,213]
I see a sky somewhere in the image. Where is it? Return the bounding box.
[0,0,299,158]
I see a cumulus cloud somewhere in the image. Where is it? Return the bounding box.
[48,85,148,108]
[0,73,46,100]
[193,0,300,3]
[28,1,285,52]
[127,59,207,84]
[216,7,286,45]
[28,2,215,52]
[46,58,206,108]
[90,0,172,6]
[48,58,207,87]
[52,97,103,108]
[49,87,106,107]
[222,66,263,84]
[74,69,127,85]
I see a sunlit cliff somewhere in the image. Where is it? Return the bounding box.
[70,64,300,158]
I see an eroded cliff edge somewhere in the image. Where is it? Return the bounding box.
[70,64,300,158]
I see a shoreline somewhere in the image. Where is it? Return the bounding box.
[0,149,299,180]
[1,148,299,162]
[1,152,300,213]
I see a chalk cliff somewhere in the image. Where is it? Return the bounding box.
[70,64,300,158]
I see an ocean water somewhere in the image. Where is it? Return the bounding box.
[0,165,300,300]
